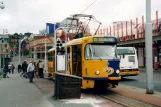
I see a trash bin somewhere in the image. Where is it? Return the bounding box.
[54,72,82,99]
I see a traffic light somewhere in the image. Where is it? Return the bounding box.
[56,38,65,54]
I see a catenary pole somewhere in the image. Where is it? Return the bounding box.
[145,0,154,94]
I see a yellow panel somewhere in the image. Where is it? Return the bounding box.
[120,71,140,76]
[82,60,109,78]
[81,80,95,89]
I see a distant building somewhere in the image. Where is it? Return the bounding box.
[0,36,11,67]
[39,29,46,36]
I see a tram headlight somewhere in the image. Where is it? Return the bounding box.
[116,70,120,74]
[95,70,100,75]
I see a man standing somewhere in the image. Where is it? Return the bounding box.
[21,61,28,77]
[11,64,15,74]
[38,60,44,78]
[27,61,35,83]
[3,62,9,78]
[18,64,21,73]
[8,64,11,74]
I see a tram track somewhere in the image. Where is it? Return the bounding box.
[99,92,160,107]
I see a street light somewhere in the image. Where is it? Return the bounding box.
[18,34,23,64]
[0,2,5,9]
[0,1,5,73]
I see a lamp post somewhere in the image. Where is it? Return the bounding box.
[18,34,23,64]
[44,33,47,72]
[0,2,5,72]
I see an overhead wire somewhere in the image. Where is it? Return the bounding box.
[80,0,99,14]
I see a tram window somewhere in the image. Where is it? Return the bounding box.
[48,53,49,60]
[73,45,81,61]
[67,47,70,60]
[48,53,53,61]
[72,45,82,76]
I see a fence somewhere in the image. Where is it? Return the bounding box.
[97,10,160,42]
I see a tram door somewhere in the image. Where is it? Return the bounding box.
[72,45,82,76]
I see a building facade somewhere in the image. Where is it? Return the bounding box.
[0,35,11,67]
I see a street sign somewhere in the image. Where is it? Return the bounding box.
[46,23,59,34]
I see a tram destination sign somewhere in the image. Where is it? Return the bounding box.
[93,37,115,42]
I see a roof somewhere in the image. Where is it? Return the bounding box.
[70,14,95,19]
[48,35,117,52]
[48,47,55,52]
[64,35,117,46]
[0,34,9,38]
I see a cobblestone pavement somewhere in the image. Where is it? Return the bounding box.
[34,78,123,107]
[34,77,161,107]
[0,73,54,107]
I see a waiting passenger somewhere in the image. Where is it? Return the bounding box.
[27,61,35,83]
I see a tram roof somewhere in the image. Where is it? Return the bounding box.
[48,35,117,51]
[64,35,117,46]
[48,47,55,52]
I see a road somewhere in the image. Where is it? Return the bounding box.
[119,69,161,93]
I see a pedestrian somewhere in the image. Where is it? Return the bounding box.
[18,64,22,73]
[33,62,38,77]
[20,61,28,77]
[3,63,9,78]
[37,60,40,76]
[27,61,35,83]
[8,64,11,74]
[38,60,44,78]
[11,64,15,74]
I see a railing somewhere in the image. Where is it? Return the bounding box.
[97,10,160,42]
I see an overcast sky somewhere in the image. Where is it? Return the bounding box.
[0,0,161,34]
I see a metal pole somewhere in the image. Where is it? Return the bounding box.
[18,39,21,64]
[22,44,23,60]
[145,0,154,94]
[0,40,1,70]
[65,29,67,72]
[3,54,4,67]
[54,24,57,73]
[0,54,1,69]
[44,33,47,72]
[34,41,36,60]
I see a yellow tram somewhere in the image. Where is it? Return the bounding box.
[48,35,121,89]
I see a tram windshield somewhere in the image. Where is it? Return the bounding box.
[85,44,116,60]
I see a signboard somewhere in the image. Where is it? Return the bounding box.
[57,55,66,71]
[29,37,54,46]
[93,37,115,42]
[46,23,59,34]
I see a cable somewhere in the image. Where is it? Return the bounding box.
[80,0,99,14]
